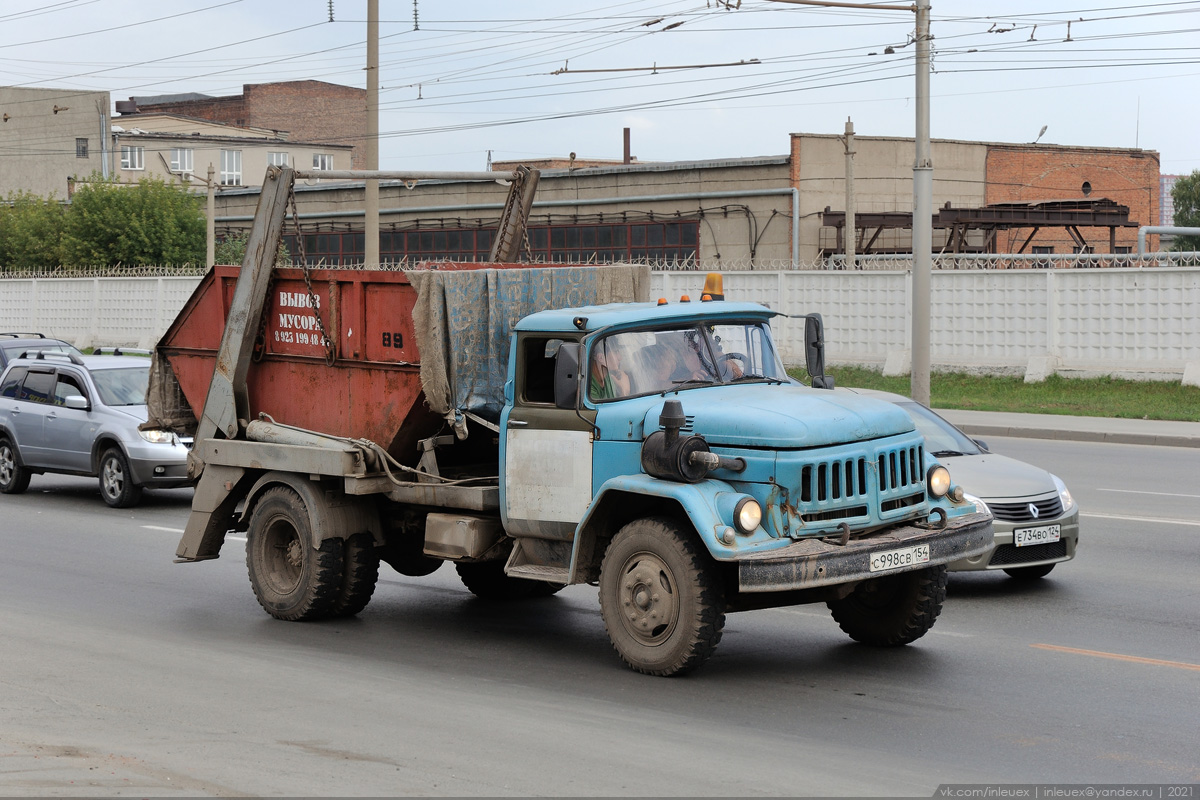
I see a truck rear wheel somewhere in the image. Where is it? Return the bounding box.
[598,517,725,677]
[246,487,344,621]
[827,564,947,647]
[455,560,537,600]
[329,532,380,618]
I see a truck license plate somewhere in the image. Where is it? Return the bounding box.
[869,544,930,573]
[1013,524,1061,547]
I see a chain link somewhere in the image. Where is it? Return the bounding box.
[289,183,337,366]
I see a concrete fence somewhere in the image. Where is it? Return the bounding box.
[2,268,1198,384]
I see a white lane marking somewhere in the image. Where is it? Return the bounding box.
[1098,488,1200,499]
[771,607,972,637]
[1081,512,1200,527]
[142,526,184,533]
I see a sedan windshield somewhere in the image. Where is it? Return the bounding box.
[91,366,149,406]
[899,401,983,456]
[588,320,787,401]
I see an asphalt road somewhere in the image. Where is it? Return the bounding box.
[1,436,1197,797]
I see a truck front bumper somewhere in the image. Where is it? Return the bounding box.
[736,510,993,593]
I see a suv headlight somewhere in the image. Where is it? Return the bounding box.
[1051,474,1074,511]
[139,428,176,445]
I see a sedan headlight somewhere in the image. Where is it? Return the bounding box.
[962,492,991,518]
[139,428,176,444]
[734,497,762,534]
[1051,474,1074,510]
[927,465,952,498]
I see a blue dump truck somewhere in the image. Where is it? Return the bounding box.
[152,166,992,676]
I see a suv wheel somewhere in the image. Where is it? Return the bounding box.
[0,436,32,494]
[99,447,143,508]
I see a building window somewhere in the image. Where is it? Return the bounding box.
[75,138,88,158]
[220,149,242,186]
[1114,246,1131,254]
[1031,246,1054,254]
[120,145,144,170]
[268,152,289,167]
[312,153,333,171]
[170,148,194,174]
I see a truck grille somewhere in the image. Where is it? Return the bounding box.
[989,497,1063,522]
[791,441,926,526]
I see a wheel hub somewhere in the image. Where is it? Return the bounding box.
[618,552,679,645]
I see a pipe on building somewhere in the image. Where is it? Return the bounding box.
[1137,226,1200,256]
[217,187,802,265]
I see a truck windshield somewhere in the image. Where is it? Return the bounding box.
[588,321,787,401]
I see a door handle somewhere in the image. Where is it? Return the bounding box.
[507,419,528,428]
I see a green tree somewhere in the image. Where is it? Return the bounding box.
[0,190,66,269]
[1170,170,1200,252]
[61,173,205,266]
[214,229,291,267]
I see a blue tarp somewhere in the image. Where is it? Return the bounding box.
[408,265,649,436]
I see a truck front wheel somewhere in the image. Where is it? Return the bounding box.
[599,517,725,677]
[246,487,344,621]
[827,564,948,647]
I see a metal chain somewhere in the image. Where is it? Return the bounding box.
[289,184,337,366]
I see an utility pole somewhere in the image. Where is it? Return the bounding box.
[206,163,216,267]
[911,0,932,406]
[843,117,856,272]
[365,0,380,268]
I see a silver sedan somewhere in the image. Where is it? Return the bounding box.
[842,388,1079,579]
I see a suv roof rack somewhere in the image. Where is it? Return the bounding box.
[1,332,48,339]
[16,350,85,366]
[93,347,152,357]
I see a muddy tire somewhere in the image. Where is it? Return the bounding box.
[1004,563,1055,580]
[455,560,537,600]
[99,447,142,508]
[0,436,31,495]
[329,532,380,618]
[827,564,948,647]
[246,487,344,621]
[528,581,566,597]
[598,517,725,677]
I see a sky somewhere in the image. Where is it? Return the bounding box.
[2,0,1199,176]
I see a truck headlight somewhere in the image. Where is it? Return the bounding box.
[139,428,175,445]
[734,497,762,534]
[927,465,951,498]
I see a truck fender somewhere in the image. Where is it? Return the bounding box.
[569,474,740,584]
[239,471,383,550]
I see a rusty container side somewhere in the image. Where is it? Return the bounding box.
[157,264,484,460]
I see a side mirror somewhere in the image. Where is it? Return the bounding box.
[972,438,990,452]
[804,313,833,389]
[554,342,582,409]
[63,395,89,410]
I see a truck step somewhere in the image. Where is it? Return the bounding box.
[505,564,570,584]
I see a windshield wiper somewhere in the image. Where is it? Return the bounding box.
[731,374,786,384]
[669,378,716,390]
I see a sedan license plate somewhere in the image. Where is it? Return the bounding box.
[1013,523,1061,547]
[869,544,931,573]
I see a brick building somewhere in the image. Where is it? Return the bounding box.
[123,80,367,169]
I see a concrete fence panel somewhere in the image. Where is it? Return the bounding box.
[3,267,1198,380]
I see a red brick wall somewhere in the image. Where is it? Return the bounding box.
[134,81,367,169]
[985,145,1160,254]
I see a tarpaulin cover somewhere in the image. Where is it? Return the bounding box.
[408,265,649,435]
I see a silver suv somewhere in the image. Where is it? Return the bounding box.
[0,351,192,507]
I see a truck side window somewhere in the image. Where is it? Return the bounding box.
[18,369,55,404]
[521,337,565,404]
[0,367,28,399]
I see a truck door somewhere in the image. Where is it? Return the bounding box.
[502,334,594,540]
